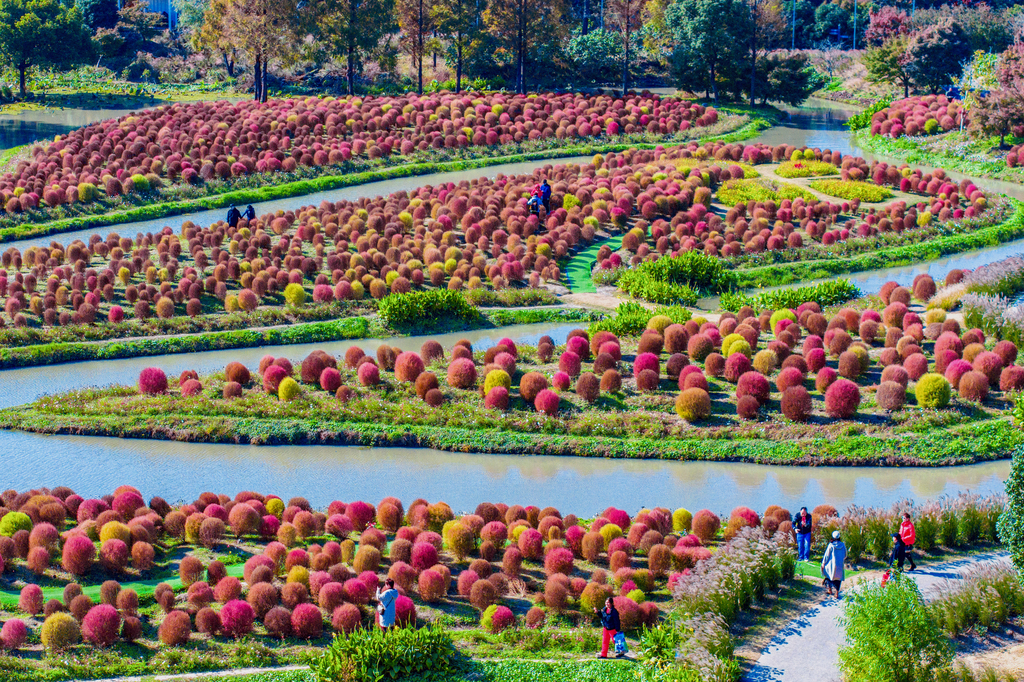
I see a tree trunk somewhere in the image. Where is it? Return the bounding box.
[417,0,424,94]
[750,49,756,106]
[582,0,589,35]
[253,58,261,101]
[222,52,235,78]
[18,64,26,97]
[456,39,463,92]
[261,58,268,102]
[710,64,718,104]
[348,39,356,95]
[622,10,629,96]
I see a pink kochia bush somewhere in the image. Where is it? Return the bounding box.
[138,368,168,395]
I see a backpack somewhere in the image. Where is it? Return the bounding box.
[613,632,627,655]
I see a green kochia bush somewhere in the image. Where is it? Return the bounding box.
[315,623,457,681]
[378,290,478,328]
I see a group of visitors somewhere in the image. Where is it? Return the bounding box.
[528,179,551,216]
[794,507,919,600]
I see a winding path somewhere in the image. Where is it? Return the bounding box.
[742,552,1011,682]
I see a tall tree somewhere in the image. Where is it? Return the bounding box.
[192,0,237,77]
[740,0,783,106]
[605,0,643,95]
[863,35,912,98]
[398,0,432,94]
[0,0,92,95]
[970,81,1024,147]
[864,5,908,47]
[317,0,395,95]
[998,446,1024,576]
[666,0,744,103]
[484,0,566,94]
[905,18,971,93]
[77,0,118,29]
[431,0,481,92]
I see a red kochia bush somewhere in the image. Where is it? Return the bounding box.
[447,358,477,389]
[519,372,548,402]
[824,379,861,418]
[691,510,721,543]
[291,603,323,640]
[395,352,425,382]
[62,535,95,575]
[263,364,289,393]
[19,584,43,614]
[737,371,770,405]
[1001,365,1024,392]
[158,610,191,645]
[82,605,120,647]
[138,368,167,394]
[958,371,989,402]
[534,389,560,416]
[781,386,812,421]
[220,600,256,638]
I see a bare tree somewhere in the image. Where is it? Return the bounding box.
[813,39,852,82]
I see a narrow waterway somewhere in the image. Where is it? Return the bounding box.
[0,99,1013,510]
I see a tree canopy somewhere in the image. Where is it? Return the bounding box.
[0,0,92,94]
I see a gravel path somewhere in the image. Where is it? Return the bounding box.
[742,552,1011,682]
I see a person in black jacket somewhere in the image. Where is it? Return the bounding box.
[226,206,241,227]
[597,597,620,658]
[889,532,909,570]
[795,507,813,561]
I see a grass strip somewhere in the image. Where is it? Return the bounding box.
[0,407,1016,466]
[852,129,1024,184]
[564,234,625,294]
[732,199,1024,288]
[0,307,601,370]
[0,118,771,244]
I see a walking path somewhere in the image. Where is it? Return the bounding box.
[742,552,1011,682]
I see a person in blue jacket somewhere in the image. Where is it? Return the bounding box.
[540,179,551,211]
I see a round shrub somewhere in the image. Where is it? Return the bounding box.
[196,607,221,636]
[62,534,95,575]
[737,371,770,405]
[19,584,43,615]
[675,388,711,422]
[876,381,906,411]
[357,362,380,386]
[776,366,805,393]
[691,510,721,544]
[82,605,120,647]
[332,603,363,633]
[395,352,425,383]
[41,613,80,652]
[470,579,497,611]
[138,367,167,394]
[687,334,713,362]
[263,364,289,393]
[973,351,1004,385]
[534,389,560,416]
[225,362,251,385]
[447,358,478,389]
[915,373,952,408]
[519,372,549,402]
[291,603,323,640]
[824,379,860,419]
[1000,365,1024,392]
[958,370,989,403]
[158,610,191,646]
[484,386,509,410]
[575,372,600,403]
[781,386,812,422]
[1,619,27,650]
[220,599,256,638]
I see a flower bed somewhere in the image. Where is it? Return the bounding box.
[867,95,968,139]
[3,290,1021,465]
[0,484,1003,681]
[0,93,728,219]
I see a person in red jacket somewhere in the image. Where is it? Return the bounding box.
[899,512,917,571]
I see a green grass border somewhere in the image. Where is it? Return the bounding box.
[731,199,1024,288]
[0,117,772,244]
[852,129,1024,184]
[0,307,601,370]
[0,405,1017,466]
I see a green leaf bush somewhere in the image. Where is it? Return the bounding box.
[378,290,478,329]
[315,624,456,682]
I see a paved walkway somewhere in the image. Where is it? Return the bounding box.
[742,552,1011,682]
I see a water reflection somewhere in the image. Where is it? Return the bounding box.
[0,322,580,409]
[0,431,1006,515]
[0,107,144,150]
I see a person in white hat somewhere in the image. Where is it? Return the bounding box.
[821,530,847,599]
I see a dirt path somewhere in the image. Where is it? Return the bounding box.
[741,552,1010,682]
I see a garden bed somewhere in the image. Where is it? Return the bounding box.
[2,290,1021,466]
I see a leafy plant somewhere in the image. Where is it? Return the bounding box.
[809,179,894,203]
[378,291,478,329]
[588,302,692,337]
[847,95,894,131]
[720,280,859,312]
[838,573,953,682]
[314,624,457,682]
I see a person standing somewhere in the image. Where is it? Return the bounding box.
[795,507,813,562]
[821,530,847,599]
[540,179,551,212]
[899,512,918,571]
[375,578,398,629]
[596,597,620,659]
[226,206,241,228]
[889,532,907,570]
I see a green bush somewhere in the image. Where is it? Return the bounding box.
[838,573,952,682]
[40,612,81,652]
[314,623,456,682]
[588,302,691,337]
[278,377,301,402]
[809,179,893,203]
[775,161,838,178]
[284,283,307,307]
[130,174,150,192]
[721,280,860,313]
[846,95,894,130]
[618,251,734,305]
[378,290,478,328]
[998,445,1024,576]
[0,511,31,536]
[915,374,951,408]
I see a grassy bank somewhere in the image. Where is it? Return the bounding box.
[852,129,1024,184]
[0,307,601,370]
[1,393,1016,466]
[731,199,1024,288]
[0,116,772,244]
